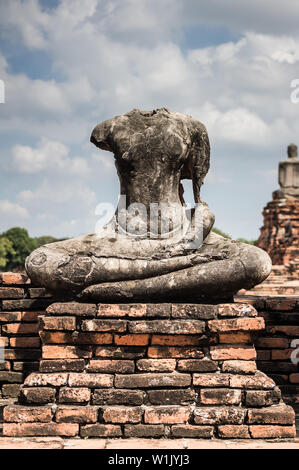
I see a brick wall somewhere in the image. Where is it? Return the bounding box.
[0,273,55,410]
[235,295,299,424]
[1,272,298,432]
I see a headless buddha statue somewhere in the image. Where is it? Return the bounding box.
[25,108,271,302]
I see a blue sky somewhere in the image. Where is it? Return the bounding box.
[0,0,299,240]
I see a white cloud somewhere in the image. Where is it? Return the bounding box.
[0,200,29,218]
[12,137,90,175]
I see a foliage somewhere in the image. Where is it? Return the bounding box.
[212,227,232,239]
[0,237,16,269]
[0,227,37,270]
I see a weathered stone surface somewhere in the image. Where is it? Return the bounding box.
[177,359,218,372]
[115,373,191,389]
[218,425,250,439]
[124,424,165,438]
[93,389,144,405]
[56,406,98,424]
[247,405,295,425]
[87,360,135,374]
[102,406,143,423]
[136,359,176,372]
[144,406,190,424]
[25,108,271,302]
[80,424,122,438]
[3,423,79,437]
[24,373,68,387]
[46,303,97,316]
[194,407,246,425]
[222,360,257,375]
[4,406,52,423]
[172,425,214,438]
[147,389,196,405]
[200,388,241,405]
[19,387,56,404]
[245,388,281,407]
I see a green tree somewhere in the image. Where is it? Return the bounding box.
[1,227,37,269]
[212,227,231,239]
[0,237,16,269]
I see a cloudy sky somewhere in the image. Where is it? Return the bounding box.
[0,0,299,240]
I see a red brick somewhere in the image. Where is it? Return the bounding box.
[171,304,217,320]
[193,373,231,387]
[230,372,275,390]
[29,287,52,298]
[40,359,85,373]
[4,405,52,423]
[218,303,257,317]
[39,316,76,331]
[148,346,204,359]
[115,373,191,388]
[1,273,29,284]
[249,425,296,438]
[3,323,38,334]
[265,299,296,311]
[222,360,257,375]
[200,388,241,405]
[210,345,256,360]
[271,349,292,360]
[24,372,68,387]
[95,346,146,359]
[21,311,42,322]
[87,360,134,373]
[177,359,218,372]
[124,424,164,438]
[267,325,299,336]
[41,331,113,345]
[209,317,264,333]
[255,338,289,349]
[114,334,149,346]
[80,424,121,437]
[136,359,176,372]
[245,389,281,407]
[59,387,90,403]
[147,389,196,405]
[82,319,127,332]
[218,332,252,344]
[128,320,205,334]
[56,406,98,423]
[0,371,24,382]
[0,287,25,299]
[0,312,22,322]
[102,406,142,423]
[218,425,250,438]
[68,373,113,388]
[290,373,299,383]
[3,385,22,400]
[9,337,40,348]
[3,423,78,437]
[42,345,92,359]
[247,405,295,424]
[93,389,144,405]
[257,350,271,360]
[97,304,146,318]
[151,335,203,346]
[46,302,97,316]
[194,407,245,425]
[4,349,41,360]
[19,387,56,404]
[172,425,214,438]
[144,406,190,424]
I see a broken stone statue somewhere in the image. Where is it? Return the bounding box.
[26,108,271,301]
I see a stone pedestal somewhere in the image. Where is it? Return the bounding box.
[3,302,295,439]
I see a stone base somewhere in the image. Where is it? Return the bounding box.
[3,302,296,439]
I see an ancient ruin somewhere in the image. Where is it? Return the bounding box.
[257,144,299,270]
[1,110,296,440]
[26,108,271,302]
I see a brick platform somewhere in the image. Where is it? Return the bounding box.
[2,301,295,439]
